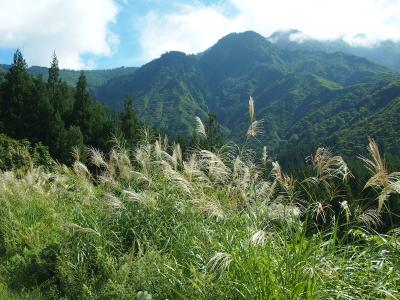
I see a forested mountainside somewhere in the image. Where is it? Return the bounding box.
[269,29,400,72]
[93,31,400,159]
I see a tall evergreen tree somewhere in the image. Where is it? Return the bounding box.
[72,72,92,142]
[47,52,60,106]
[205,111,224,151]
[48,52,59,95]
[120,95,140,147]
[1,49,31,138]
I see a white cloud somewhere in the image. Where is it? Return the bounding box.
[137,3,243,62]
[138,0,400,61]
[0,0,118,69]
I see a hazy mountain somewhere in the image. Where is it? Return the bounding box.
[268,29,400,72]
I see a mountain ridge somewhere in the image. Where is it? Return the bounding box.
[92,30,400,159]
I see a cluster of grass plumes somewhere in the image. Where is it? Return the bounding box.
[0,101,399,299]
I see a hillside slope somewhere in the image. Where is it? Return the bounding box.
[94,31,400,158]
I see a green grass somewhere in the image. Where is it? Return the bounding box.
[0,136,399,299]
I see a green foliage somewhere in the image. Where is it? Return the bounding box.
[0,137,399,299]
[121,95,142,148]
[0,134,52,171]
[0,50,130,163]
[93,31,400,164]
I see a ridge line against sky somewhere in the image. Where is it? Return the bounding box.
[1,0,400,70]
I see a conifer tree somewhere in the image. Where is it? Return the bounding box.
[47,52,61,109]
[205,111,224,151]
[1,49,31,138]
[120,95,141,147]
[72,72,92,142]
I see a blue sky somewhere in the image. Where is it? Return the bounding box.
[1,0,400,70]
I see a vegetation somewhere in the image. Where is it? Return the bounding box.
[0,99,399,299]
[0,63,137,90]
[1,31,400,299]
[269,29,400,72]
[0,50,143,163]
[92,31,400,164]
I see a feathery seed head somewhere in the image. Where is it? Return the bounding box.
[249,96,255,123]
[195,116,207,138]
[207,252,232,273]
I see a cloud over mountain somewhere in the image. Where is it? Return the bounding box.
[138,0,400,61]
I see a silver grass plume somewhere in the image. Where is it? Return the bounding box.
[122,189,157,207]
[262,146,268,165]
[308,147,352,181]
[360,138,400,212]
[357,208,382,228]
[65,223,101,237]
[199,149,231,183]
[195,116,207,138]
[340,200,351,223]
[249,96,255,123]
[251,230,267,247]
[88,147,107,168]
[73,161,91,178]
[246,120,264,139]
[104,193,125,210]
[207,252,232,272]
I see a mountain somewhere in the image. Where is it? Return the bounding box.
[0,64,137,91]
[93,31,400,159]
[268,29,400,72]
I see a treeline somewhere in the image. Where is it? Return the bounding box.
[0,50,142,163]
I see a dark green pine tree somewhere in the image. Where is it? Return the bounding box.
[48,52,60,99]
[26,76,55,143]
[0,49,31,138]
[72,72,92,143]
[205,111,224,151]
[120,95,141,147]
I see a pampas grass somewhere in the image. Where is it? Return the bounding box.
[0,97,399,299]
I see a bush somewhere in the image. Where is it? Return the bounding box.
[0,134,53,172]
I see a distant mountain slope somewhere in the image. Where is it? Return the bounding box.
[0,64,137,91]
[94,31,400,159]
[268,29,400,72]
